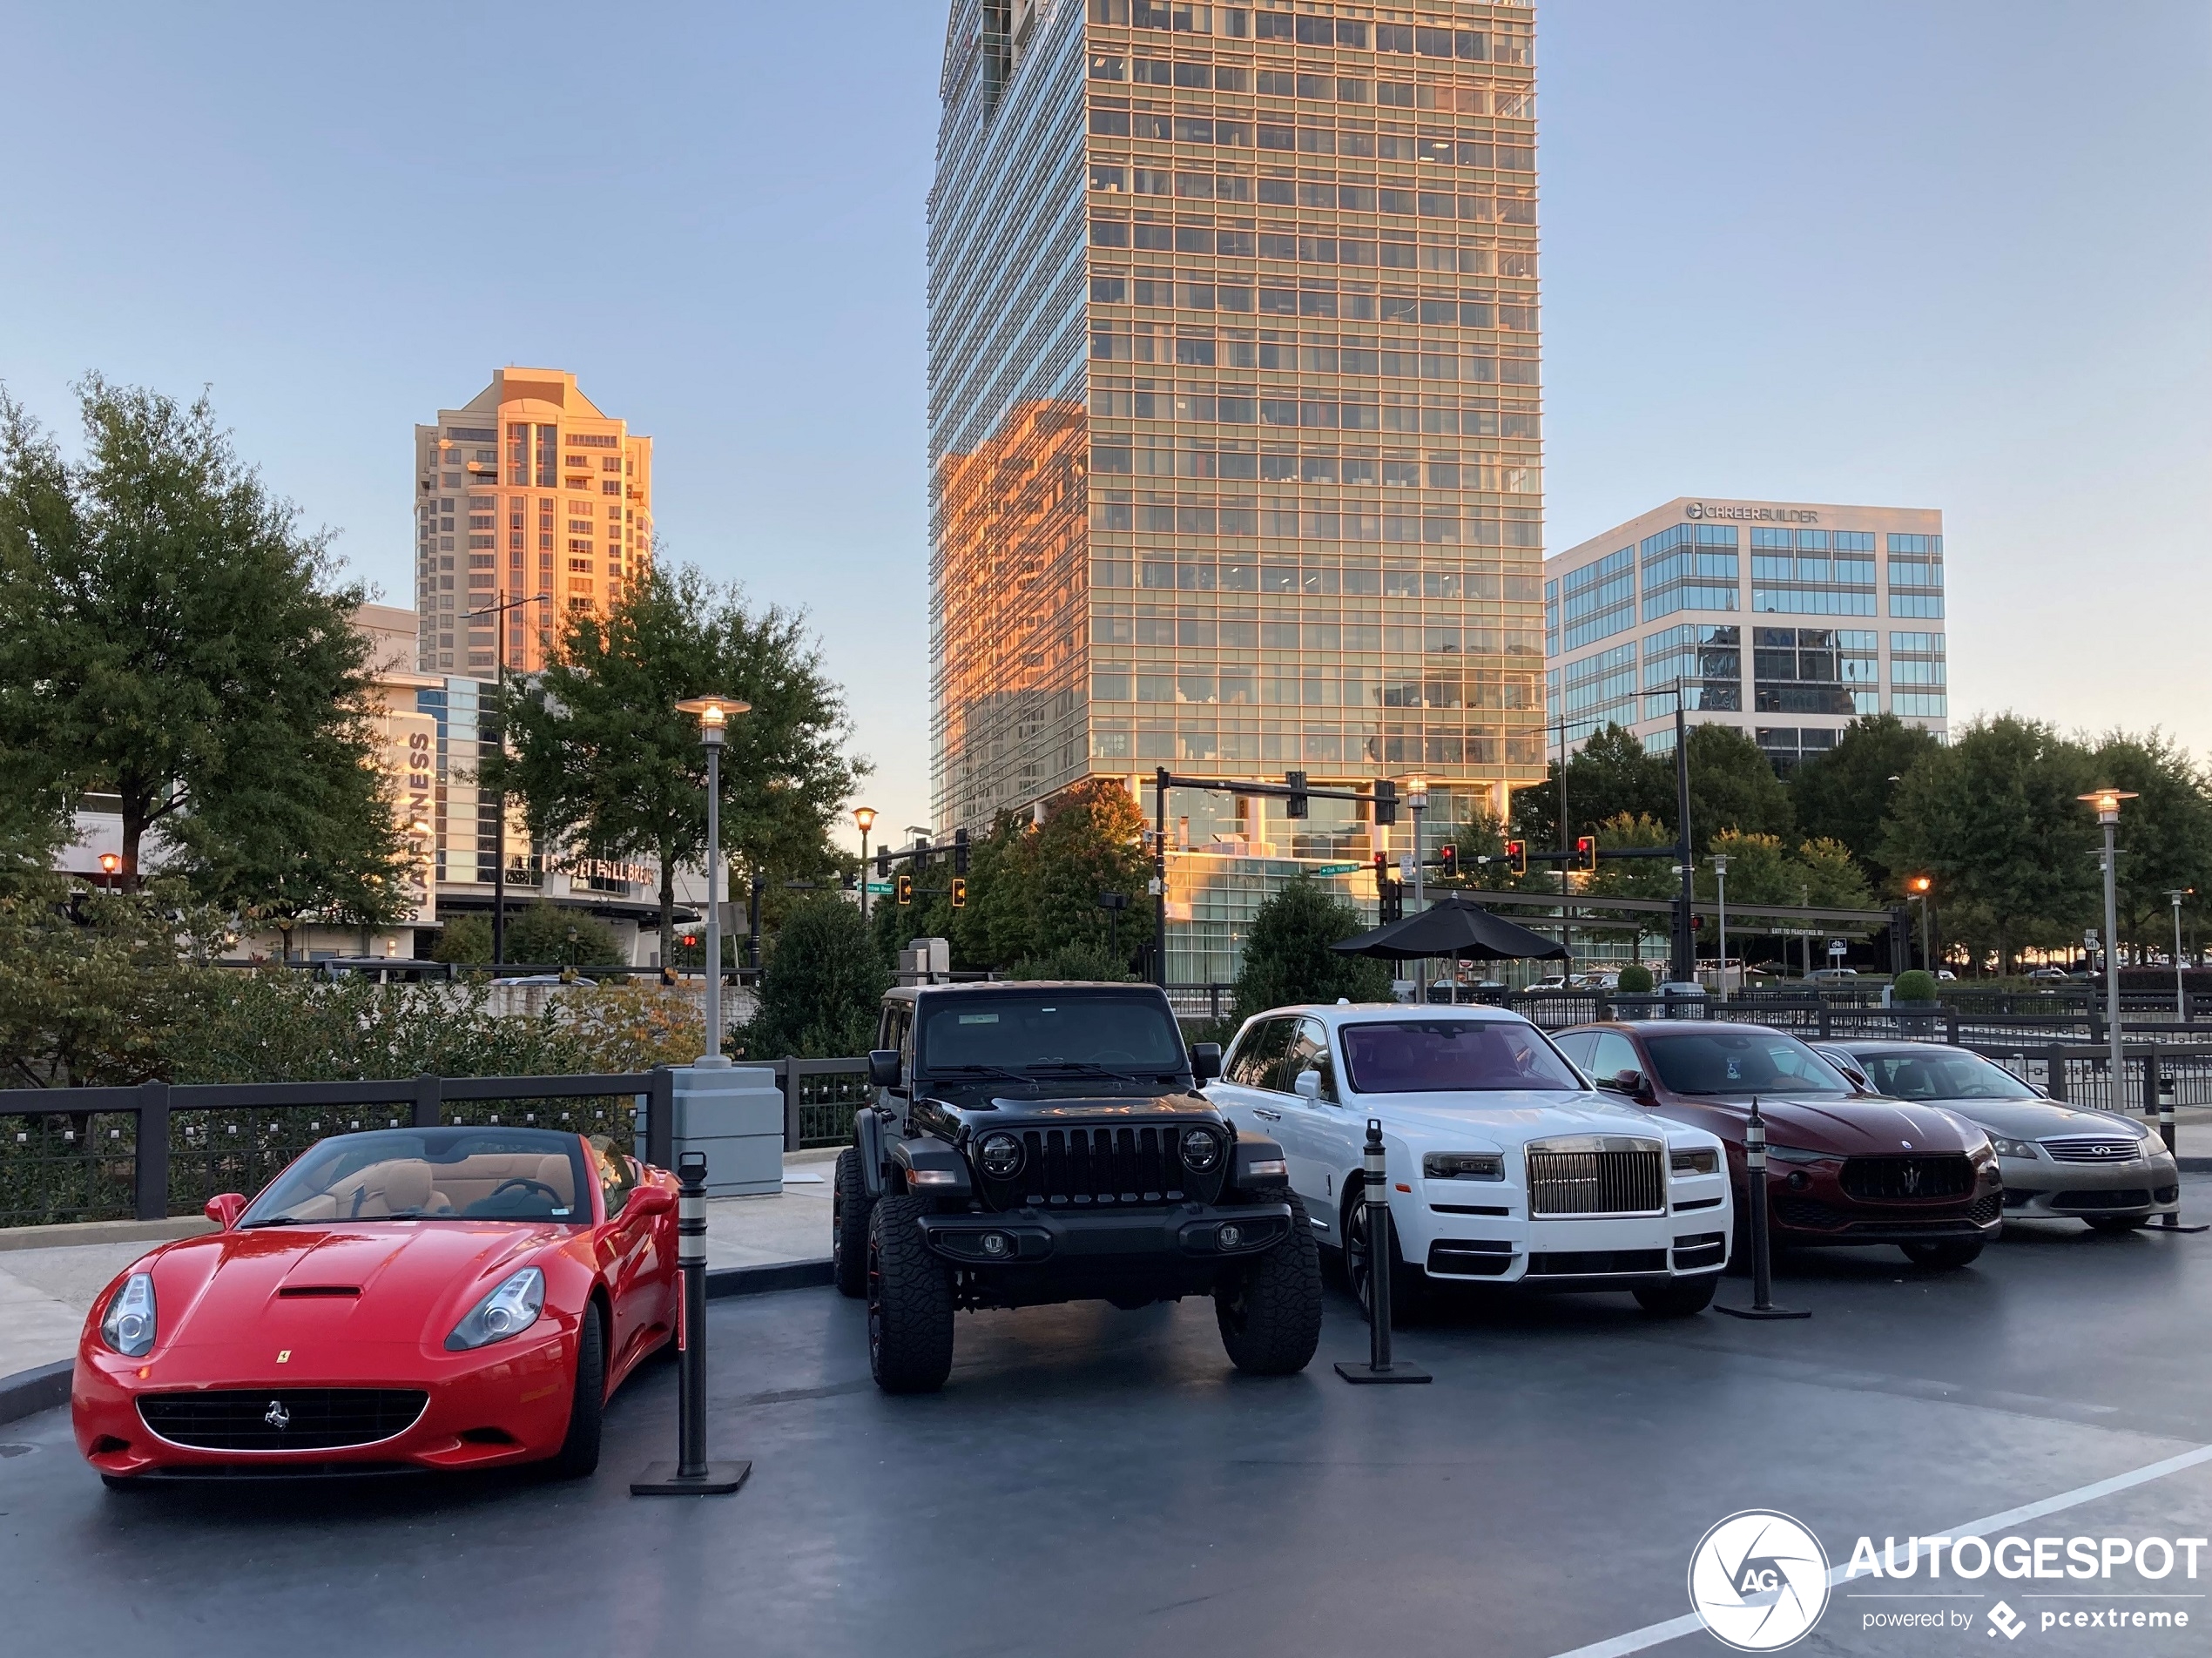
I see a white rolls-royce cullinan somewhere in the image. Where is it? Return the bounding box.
[1205,1003,1734,1318]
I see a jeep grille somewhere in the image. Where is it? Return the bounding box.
[981,1123,1227,1211]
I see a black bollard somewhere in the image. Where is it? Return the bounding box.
[1337,1117,1431,1384]
[632,1151,751,1495]
[2150,1073,2210,1232]
[1717,1098,1809,1321]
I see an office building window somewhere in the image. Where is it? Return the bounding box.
[535,426,558,489]
[1890,593,1946,619]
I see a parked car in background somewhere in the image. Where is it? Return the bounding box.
[1554,1022,2002,1269]
[1207,1005,1734,1319]
[1813,1041,2179,1232]
[75,1127,677,1486]
[1804,967,1861,986]
[2025,967,2072,984]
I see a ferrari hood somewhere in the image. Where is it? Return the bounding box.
[143,1223,567,1351]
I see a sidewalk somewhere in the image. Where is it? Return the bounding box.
[0,1149,839,1405]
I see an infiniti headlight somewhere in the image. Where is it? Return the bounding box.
[1422,1152,1504,1181]
[1669,1148,1719,1176]
[445,1267,546,1351]
[1986,1136,2040,1160]
[977,1132,1023,1179]
[1180,1128,1223,1172]
[100,1272,157,1358]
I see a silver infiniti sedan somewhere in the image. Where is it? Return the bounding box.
[1817,1041,2181,1232]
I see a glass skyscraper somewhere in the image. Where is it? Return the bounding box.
[931,0,1548,979]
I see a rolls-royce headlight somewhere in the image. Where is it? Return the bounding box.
[977,1133,1023,1179]
[1669,1148,1719,1176]
[1422,1152,1504,1181]
[1180,1128,1223,1171]
[100,1272,157,1358]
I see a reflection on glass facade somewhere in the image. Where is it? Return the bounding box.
[932,0,1549,976]
[1548,498,1948,769]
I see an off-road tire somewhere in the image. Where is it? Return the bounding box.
[550,1300,606,1478]
[2087,1214,2150,1234]
[833,1148,873,1298]
[1900,1238,1985,1270]
[1633,1275,1717,1318]
[1345,1180,1428,1325]
[1216,1194,1325,1375]
[867,1194,954,1394]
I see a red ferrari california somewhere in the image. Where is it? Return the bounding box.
[74,1126,678,1486]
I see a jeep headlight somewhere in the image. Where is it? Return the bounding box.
[1986,1136,2039,1160]
[445,1267,546,1351]
[1422,1152,1503,1181]
[1669,1148,1719,1176]
[1179,1128,1223,1172]
[100,1272,157,1358]
[977,1132,1023,1179]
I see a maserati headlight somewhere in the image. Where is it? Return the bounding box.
[1179,1128,1224,1172]
[1764,1144,1831,1165]
[445,1267,546,1351]
[1986,1136,2040,1160]
[100,1272,157,1358]
[977,1132,1023,1179]
[1669,1148,1719,1176]
[1422,1152,1504,1181]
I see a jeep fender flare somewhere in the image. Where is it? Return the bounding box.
[855,1107,888,1198]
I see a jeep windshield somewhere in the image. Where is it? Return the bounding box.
[917,994,1186,1077]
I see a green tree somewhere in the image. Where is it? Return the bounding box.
[2087,731,2212,963]
[739,896,889,1059]
[1880,715,2101,974]
[1510,724,1675,849]
[1231,879,1392,1022]
[483,564,867,967]
[1687,723,1796,845]
[1794,836,1874,911]
[0,379,409,928]
[1789,714,1944,884]
[431,913,493,965]
[499,902,624,967]
[1696,832,1799,906]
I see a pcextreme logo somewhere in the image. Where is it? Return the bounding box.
[1688,1511,1831,1651]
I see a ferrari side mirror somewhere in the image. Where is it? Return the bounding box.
[204,1192,247,1230]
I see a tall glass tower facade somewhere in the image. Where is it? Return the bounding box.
[932,0,1548,979]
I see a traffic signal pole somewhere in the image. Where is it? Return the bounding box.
[1671,699,1696,985]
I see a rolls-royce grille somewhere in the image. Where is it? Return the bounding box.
[1525,1140,1664,1217]
[2040,1137,2141,1164]
[998,1124,1227,1210]
[1839,1156,1974,1203]
[139,1389,428,1452]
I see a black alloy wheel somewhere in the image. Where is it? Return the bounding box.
[1343,1180,1426,1325]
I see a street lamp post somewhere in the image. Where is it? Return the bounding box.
[1407,777,1429,998]
[1908,875,1933,974]
[853,807,876,919]
[678,697,752,1068]
[1710,853,1730,1000]
[2169,890,2192,1022]
[2080,789,2138,1105]
[464,590,552,969]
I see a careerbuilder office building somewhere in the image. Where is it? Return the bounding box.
[1545,497,1949,772]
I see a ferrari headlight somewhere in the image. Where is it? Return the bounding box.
[100,1272,157,1358]
[445,1267,546,1351]
[1669,1148,1719,1176]
[1987,1136,2039,1160]
[1422,1152,1504,1181]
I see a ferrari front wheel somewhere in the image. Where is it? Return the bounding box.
[550,1300,607,1479]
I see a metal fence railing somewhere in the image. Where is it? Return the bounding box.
[1964,1047,2212,1115]
[0,1071,673,1231]
[763,1059,872,1151]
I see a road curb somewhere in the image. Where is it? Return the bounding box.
[2180,1157,2212,1174]
[0,1361,71,1429]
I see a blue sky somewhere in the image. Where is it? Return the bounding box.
[3,3,2206,842]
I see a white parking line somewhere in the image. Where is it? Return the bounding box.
[1545,1442,2212,1658]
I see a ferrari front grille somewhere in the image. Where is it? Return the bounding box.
[138,1389,428,1452]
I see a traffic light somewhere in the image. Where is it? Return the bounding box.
[950,877,968,909]
[1505,839,1527,878]
[895,873,914,907]
[1437,843,1458,880]
[1373,850,1390,893]
[912,837,930,872]
[953,826,970,876]
[1372,778,1399,826]
[875,846,891,879]
[1285,771,1309,819]
[1575,835,1598,874]
[1381,879,1404,924]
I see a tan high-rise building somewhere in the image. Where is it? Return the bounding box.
[414,368,654,677]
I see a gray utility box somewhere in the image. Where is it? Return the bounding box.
[656,1066,785,1196]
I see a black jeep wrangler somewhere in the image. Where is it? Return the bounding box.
[835,981,1323,1393]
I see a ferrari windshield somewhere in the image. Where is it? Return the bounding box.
[918,994,1186,1075]
[1642,1029,1855,1097]
[1849,1048,2039,1102]
[1339,1020,1582,1094]
[240,1128,592,1225]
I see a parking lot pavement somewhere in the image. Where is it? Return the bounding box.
[7,1178,2212,1658]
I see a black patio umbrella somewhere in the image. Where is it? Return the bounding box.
[1332,894,1568,963]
